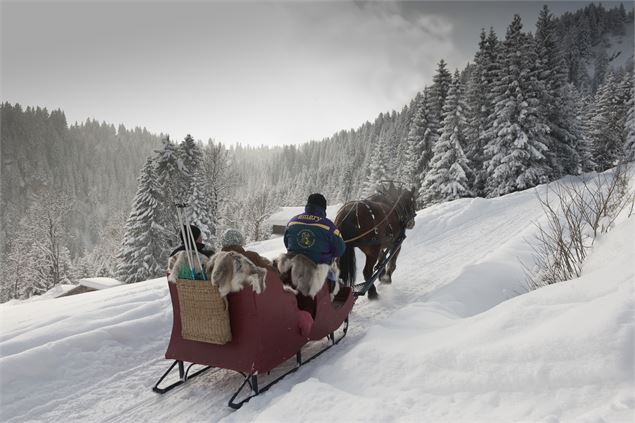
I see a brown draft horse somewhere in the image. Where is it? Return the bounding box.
[335,183,417,300]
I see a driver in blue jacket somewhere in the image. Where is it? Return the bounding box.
[284,193,345,284]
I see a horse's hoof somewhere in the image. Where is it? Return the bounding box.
[379,275,392,284]
[368,290,379,300]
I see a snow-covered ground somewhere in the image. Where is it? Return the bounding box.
[1,174,633,422]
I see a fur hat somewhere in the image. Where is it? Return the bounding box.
[306,193,327,210]
[221,228,245,247]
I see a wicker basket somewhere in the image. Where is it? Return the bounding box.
[175,279,232,344]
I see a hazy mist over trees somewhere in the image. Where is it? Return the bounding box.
[1,3,633,301]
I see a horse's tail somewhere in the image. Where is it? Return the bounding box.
[335,203,357,286]
[339,243,356,287]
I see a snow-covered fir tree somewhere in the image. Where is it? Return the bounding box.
[181,135,216,246]
[618,72,634,158]
[590,72,627,170]
[393,104,415,183]
[625,75,635,161]
[535,5,581,177]
[363,133,391,196]
[403,90,434,192]
[116,158,165,284]
[153,137,186,256]
[420,71,473,205]
[155,137,186,203]
[567,84,596,171]
[484,15,551,197]
[381,113,400,180]
[338,162,357,203]
[465,28,500,196]
[202,141,237,236]
[592,49,609,94]
[426,59,453,141]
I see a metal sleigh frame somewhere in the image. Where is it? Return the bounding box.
[153,317,349,409]
[227,317,348,409]
[152,360,211,395]
[152,265,354,410]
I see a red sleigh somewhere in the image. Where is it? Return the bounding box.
[153,270,354,408]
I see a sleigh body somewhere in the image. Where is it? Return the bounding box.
[154,270,354,408]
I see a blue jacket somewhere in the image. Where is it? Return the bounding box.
[284,205,346,264]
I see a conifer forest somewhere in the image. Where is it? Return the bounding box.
[1,4,633,301]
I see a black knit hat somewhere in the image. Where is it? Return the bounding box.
[180,225,201,244]
[306,193,327,210]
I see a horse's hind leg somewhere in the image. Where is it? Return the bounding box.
[368,284,378,299]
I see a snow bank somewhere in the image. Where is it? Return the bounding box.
[0,278,171,422]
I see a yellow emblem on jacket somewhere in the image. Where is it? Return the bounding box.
[297,229,315,248]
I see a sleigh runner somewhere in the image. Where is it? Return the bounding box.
[153,269,354,408]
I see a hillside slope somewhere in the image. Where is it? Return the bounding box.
[0,172,633,422]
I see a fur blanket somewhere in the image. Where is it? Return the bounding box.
[276,253,339,299]
[167,251,208,282]
[205,251,267,297]
[221,245,276,273]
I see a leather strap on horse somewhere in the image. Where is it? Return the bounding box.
[339,191,406,244]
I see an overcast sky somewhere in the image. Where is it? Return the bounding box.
[1,1,626,146]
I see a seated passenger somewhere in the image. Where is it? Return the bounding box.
[167,225,215,279]
[281,193,345,296]
[220,228,276,273]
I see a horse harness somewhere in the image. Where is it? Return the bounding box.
[340,191,415,247]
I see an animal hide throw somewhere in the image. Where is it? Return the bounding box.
[205,251,267,297]
[276,253,330,298]
[167,251,208,282]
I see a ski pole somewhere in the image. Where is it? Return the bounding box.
[176,204,195,279]
[184,211,207,280]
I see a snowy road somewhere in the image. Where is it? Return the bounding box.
[1,175,633,422]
